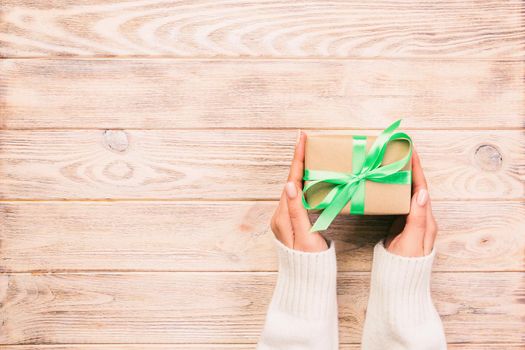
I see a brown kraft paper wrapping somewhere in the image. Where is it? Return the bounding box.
[304,134,411,215]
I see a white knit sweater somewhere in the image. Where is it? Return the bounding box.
[257,239,446,350]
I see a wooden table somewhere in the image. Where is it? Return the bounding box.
[1,1,524,348]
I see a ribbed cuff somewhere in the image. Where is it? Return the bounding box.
[270,238,337,319]
[367,241,438,326]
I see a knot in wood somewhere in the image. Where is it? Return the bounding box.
[103,130,129,153]
[474,144,502,171]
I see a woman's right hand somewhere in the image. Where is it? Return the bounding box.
[270,131,328,253]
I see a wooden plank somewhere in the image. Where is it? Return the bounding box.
[0,0,523,58]
[2,345,525,349]
[0,59,523,129]
[0,272,523,344]
[1,201,523,272]
[0,347,258,350]
[0,129,522,200]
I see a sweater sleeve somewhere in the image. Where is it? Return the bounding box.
[257,238,339,350]
[361,241,447,350]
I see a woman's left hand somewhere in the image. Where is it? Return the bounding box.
[385,148,438,256]
[270,131,328,252]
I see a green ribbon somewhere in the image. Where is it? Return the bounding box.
[302,119,412,232]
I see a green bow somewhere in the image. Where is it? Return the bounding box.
[302,119,412,232]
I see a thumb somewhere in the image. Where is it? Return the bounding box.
[403,189,428,240]
[284,181,312,235]
[285,181,327,252]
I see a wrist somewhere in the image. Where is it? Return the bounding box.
[293,233,329,252]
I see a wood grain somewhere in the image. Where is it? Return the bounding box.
[2,345,525,350]
[0,272,523,344]
[1,59,523,129]
[1,201,523,272]
[1,1,523,348]
[0,129,522,200]
[0,0,523,58]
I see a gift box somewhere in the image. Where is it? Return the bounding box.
[302,120,412,231]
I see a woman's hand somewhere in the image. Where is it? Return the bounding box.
[385,148,438,257]
[270,131,328,252]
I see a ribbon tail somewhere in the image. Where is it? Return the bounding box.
[310,182,359,232]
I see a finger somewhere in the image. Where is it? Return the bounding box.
[285,181,327,252]
[411,147,428,194]
[287,131,306,187]
[403,188,428,244]
[423,196,438,255]
[277,188,287,215]
[271,188,294,247]
[285,181,312,236]
[412,147,436,255]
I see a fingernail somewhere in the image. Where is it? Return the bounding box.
[296,129,302,144]
[417,189,428,206]
[285,181,297,199]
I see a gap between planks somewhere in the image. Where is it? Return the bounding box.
[2,56,525,61]
[0,198,523,202]
[0,127,523,131]
[2,342,524,346]
[3,270,524,275]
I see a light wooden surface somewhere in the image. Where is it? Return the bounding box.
[0,0,524,348]
[0,130,522,200]
[0,0,523,58]
[1,59,523,129]
[1,201,523,272]
[1,273,524,344]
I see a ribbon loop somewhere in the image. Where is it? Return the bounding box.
[302,119,412,232]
